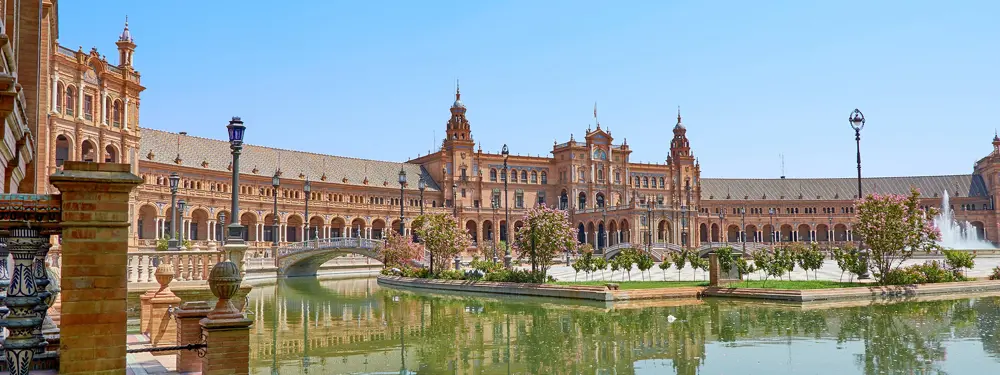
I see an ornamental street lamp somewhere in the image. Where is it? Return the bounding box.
[219,212,226,245]
[168,172,181,251]
[177,199,187,245]
[304,178,311,241]
[646,201,653,254]
[739,207,746,254]
[272,171,280,246]
[226,117,246,244]
[418,178,426,216]
[502,144,511,268]
[849,108,870,279]
[398,168,406,236]
[681,204,688,248]
[719,210,726,243]
[492,198,500,263]
[768,208,775,242]
[452,183,458,217]
[828,214,834,255]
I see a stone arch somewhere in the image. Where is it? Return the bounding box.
[331,217,347,237]
[215,210,230,242]
[350,218,366,238]
[371,218,386,239]
[816,223,830,242]
[762,224,775,243]
[726,224,740,242]
[308,216,324,239]
[55,134,72,167]
[263,213,278,243]
[286,214,304,242]
[657,220,670,242]
[482,220,494,243]
[699,223,708,242]
[620,219,630,243]
[971,221,986,240]
[745,224,758,242]
[465,220,477,244]
[190,208,210,240]
[608,220,619,245]
[560,189,569,210]
[81,139,97,162]
[514,220,524,236]
[104,143,120,163]
[138,204,158,239]
[578,192,586,209]
[711,223,720,242]
[797,224,811,242]
[240,211,258,242]
[597,221,607,249]
[596,192,605,208]
[577,223,586,244]
[586,222,596,246]
[779,224,794,242]
[833,224,847,241]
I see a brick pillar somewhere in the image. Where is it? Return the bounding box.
[174,301,211,373]
[148,263,181,347]
[50,162,142,375]
[708,253,721,287]
[200,256,253,375]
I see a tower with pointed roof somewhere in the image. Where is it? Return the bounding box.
[116,16,136,67]
[440,81,475,209]
[669,107,699,208]
[445,81,472,143]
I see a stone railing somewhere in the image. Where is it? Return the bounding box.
[128,250,226,283]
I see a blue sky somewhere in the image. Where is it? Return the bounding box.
[60,1,999,178]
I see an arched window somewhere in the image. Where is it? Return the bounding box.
[520,170,527,182]
[643,177,649,188]
[490,169,497,182]
[56,83,64,112]
[530,171,538,183]
[634,177,640,186]
[659,177,665,189]
[540,171,547,184]
[65,86,76,116]
[113,100,122,127]
[597,169,604,181]
[510,170,516,182]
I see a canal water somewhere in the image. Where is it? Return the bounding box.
[247,278,1000,374]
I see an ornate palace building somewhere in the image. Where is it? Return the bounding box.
[30,5,1000,256]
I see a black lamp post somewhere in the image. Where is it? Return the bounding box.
[768,208,775,242]
[272,171,280,246]
[168,172,180,250]
[646,202,652,254]
[452,183,458,217]
[828,214,834,254]
[681,204,688,247]
[502,144,511,268]
[304,178,311,241]
[219,212,226,245]
[739,207,746,253]
[719,211,726,243]
[418,178,426,216]
[226,117,246,244]
[398,168,406,236]
[850,108,869,279]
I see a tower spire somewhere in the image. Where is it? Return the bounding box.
[456,79,460,101]
[594,102,600,130]
[677,106,682,124]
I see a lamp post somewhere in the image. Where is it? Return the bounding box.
[492,198,500,263]
[398,168,406,236]
[272,171,280,246]
[502,144,511,268]
[719,211,726,243]
[168,172,180,251]
[828,214,834,255]
[219,212,226,245]
[304,178,311,241]
[452,183,458,217]
[849,108,869,279]
[646,201,652,254]
[177,199,187,245]
[418,179,426,216]
[226,117,246,244]
[739,207,746,254]
[768,208,775,243]
[681,204,688,248]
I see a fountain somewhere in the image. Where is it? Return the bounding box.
[934,191,995,249]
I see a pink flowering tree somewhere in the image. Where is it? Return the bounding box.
[377,230,423,269]
[513,204,577,276]
[414,213,471,272]
[854,188,941,284]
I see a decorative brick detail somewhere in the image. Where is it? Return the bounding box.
[174,301,210,373]
[199,317,253,375]
[49,162,142,375]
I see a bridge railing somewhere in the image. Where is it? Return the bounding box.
[277,237,383,258]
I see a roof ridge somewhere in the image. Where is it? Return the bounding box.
[144,128,417,166]
[702,174,974,181]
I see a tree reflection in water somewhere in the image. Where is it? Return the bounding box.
[247,278,1000,375]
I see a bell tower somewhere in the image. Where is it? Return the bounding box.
[444,81,472,145]
[115,16,136,68]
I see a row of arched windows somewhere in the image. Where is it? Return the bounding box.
[633,176,667,189]
[488,169,548,184]
[55,82,124,127]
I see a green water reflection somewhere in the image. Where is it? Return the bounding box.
[247,278,1000,374]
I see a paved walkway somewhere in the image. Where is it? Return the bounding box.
[126,334,182,375]
[547,256,1000,282]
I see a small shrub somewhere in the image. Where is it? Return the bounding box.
[436,269,466,280]
[884,260,956,285]
[989,266,1000,281]
[943,249,976,277]
[483,269,547,283]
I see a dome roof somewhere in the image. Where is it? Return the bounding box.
[119,17,133,42]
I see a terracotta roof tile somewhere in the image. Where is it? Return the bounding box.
[701,175,987,201]
[140,129,440,191]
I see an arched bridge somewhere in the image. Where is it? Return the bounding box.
[276,237,385,277]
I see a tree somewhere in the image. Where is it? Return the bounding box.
[716,247,736,276]
[378,230,422,269]
[943,249,976,278]
[658,259,671,280]
[513,205,577,277]
[636,252,655,281]
[618,249,637,281]
[414,213,471,273]
[797,243,825,280]
[735,256,755,286]
[593,257,608,280]
[671,250,688,280]
[610,257,622,281]
[854,188,941,284]
[686,252,708,280]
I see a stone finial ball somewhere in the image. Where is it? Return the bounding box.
[208,260,242,300]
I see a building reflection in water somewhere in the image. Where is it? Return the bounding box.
[246,277,1000,375]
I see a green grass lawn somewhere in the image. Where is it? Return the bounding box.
[553,281,709,290]
[720,280,864,290]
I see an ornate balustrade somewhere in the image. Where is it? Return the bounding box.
[127,250,225,283]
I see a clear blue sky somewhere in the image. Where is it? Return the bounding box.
[60,1,999,179]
